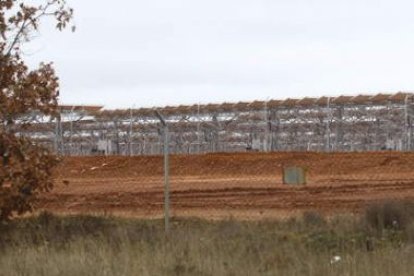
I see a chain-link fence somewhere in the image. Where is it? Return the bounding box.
[37,150,414,222]
[30,94,414,222]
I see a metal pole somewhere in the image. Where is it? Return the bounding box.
[326,97,331,152]
[69,106,75,155]
[163,125,170,233]
[264,100,268,152]
[155,110,170,234]
[60,113,64,155]
[54,115,59,154]
[129,107,133,156]
[55,112,62,155]
[404,95,410,151]
[264,98,271,152]
[197,103,201,154]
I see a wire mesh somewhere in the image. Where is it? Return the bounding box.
[30,93,414,219]
[37,150,414,221]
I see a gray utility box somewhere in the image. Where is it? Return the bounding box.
[283,166,307,185]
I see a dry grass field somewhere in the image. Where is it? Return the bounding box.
[1,203,414,275]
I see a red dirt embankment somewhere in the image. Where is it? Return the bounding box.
[38,152,414,219]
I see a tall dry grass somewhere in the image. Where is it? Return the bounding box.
[0,201,414,275]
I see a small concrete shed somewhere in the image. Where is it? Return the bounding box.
[283,166,307,185]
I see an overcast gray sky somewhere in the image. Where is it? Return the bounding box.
[26,0,414,108]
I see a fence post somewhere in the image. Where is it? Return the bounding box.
[326,97,331,152]
[129,107,134,156]
[404,95,411,151]
[155,110,170,234]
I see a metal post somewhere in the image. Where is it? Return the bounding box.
[60,112,64,155]
[404,95,411,151]
[155,110,170,234]
[69,106,75,155]
[197,103,201,154]
[129,107,133,156]
[264,100,269,152]
[264,98,272,152]
[163,125,170,233]
[54,112,62,155]
[54,116,59,154]
[326,97,331,152]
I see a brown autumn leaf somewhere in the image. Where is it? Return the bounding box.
[0,0,73,220]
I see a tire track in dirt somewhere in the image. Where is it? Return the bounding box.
[35,152,414,218]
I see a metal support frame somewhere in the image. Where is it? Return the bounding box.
[20,93,414,155]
